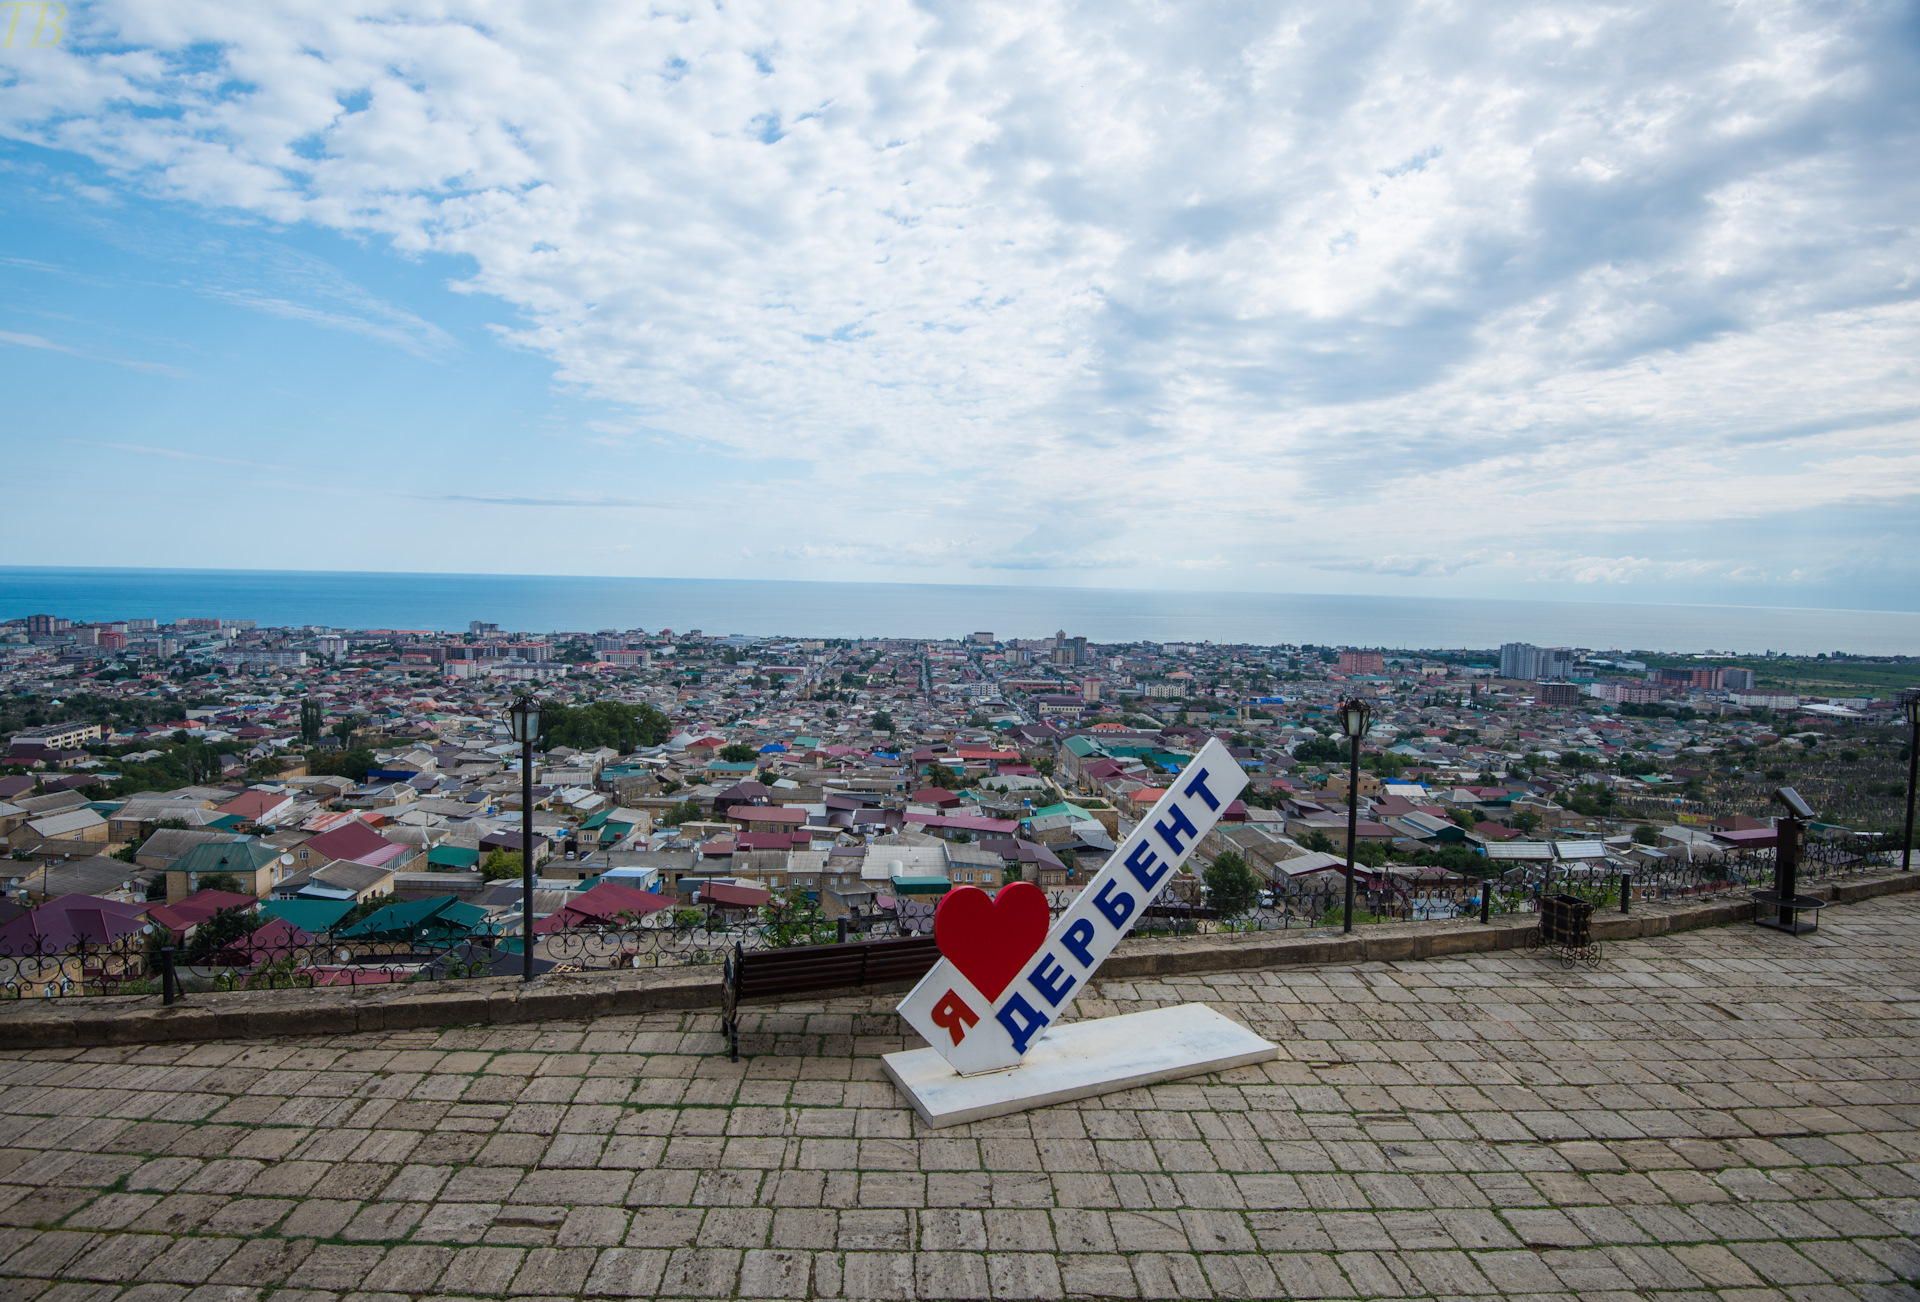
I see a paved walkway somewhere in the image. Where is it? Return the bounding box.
[0,895,1917,1301]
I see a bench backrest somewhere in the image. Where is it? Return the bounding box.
[735,934,940,1000]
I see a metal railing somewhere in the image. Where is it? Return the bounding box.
[0,833,1896,1001]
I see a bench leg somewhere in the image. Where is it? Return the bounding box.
[727,1015,738,1063]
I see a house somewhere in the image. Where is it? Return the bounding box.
[17,808,109,847]
[213,789,296,827]
[107,798,221,842]
[297,818,413,872]
[166,841,289,903]
[531,880,674,932]
[18,855,144,903]
[134,828,253,873]
[146,889,259,943]
[338,895,488,945]
[0,893,149,953]
[273,859,397,903]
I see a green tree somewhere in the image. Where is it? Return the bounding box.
[1632,824,1660,845]
[1509,810,1541,835]
[480,849,524,881]
[1301,829,1337,854]
[1203,851,1260,917]
[871,710,895,734]
[299,698,324,747]
[196,872,245,895]
[719,743,758,763]
[1294,735,1345,765]
[331,715,362,747]
[661,799,703,827]
[538,700,672,752]
[308,747,376,783]
[1033,756,1055,778]
[183,906,263,963]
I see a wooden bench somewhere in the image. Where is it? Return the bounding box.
[721,934,940,1060]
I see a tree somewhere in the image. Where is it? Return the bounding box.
[197,872,245,895]
[718,743,758,763]
[1203,851,1260,917]
[299,698,323,747]
[871,710,895,734]
[1633,824,1660,845]
[661,799,702,827]
[1294,736,1345,765]
[1509,810,1541,835]
[1301,829,1337,854]
[184,906,262,963]
[331,715,362,747]
[539,700,672,752]
[1033,756,1055,778]
[245,755,284,780]
[308,747,376,783]
[480,850,524,881]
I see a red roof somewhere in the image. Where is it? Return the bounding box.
[215,790,290,820]
[0,895,149,949]
[147,890,256,936]
[303,819,399,863]
[910,788,963,807]
[533,881,674,933]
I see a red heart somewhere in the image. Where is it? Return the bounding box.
[934,881,1050,1004]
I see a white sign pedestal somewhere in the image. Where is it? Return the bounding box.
[882,1003,1277,1129]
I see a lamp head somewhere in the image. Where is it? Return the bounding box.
[506,692,540,743]
[1338,697,1372,740]
[1904,691,1920,728]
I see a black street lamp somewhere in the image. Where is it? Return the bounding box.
[1902,692,1920,875]
[1338,697,1372,934]
[507,691,540,981]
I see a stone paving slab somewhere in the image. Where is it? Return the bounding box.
[0,893,1916,1299]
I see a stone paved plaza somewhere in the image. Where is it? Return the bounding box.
[1,894,1917,1302]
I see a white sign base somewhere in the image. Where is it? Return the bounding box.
[882,1003,1277,1129]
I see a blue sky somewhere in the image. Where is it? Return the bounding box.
[1,0,1917,612]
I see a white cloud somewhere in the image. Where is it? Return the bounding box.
[1,0,1915,599]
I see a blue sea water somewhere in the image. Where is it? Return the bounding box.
[1,567,1915,655]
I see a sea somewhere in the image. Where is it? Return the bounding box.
[1,567,1916,656]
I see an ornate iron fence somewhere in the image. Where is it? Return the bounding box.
[0,832,1898,1001]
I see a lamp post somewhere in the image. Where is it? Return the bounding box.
[1902,692,1920,874]
[507,692,540,981]
[1338,697,1372,934]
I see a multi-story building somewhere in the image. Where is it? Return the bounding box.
[1535,682,1583,707]
[1658,666,1723,690]
[1500,643,1573,681]
[1337,650,1385,674]
[8,721,105,749]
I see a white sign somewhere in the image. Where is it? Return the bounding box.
[899,737,1249,1073]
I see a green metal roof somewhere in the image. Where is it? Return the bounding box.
[338,895,485,941]
[1063,735,1101,758]
[259,898,354,933]
[890,876,952,895]
[426,845,480,868]
[172,840,280,877]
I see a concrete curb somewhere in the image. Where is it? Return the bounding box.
[2,870,1913,1049]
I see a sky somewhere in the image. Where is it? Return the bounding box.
[1,0,1916,612]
